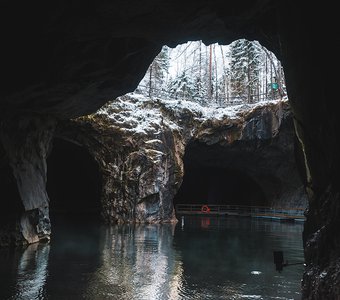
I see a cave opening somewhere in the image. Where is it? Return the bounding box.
[134,39,286,105]
[47,138,102,223]
[173,142,268,213]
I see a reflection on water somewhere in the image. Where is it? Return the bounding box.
[0,216,304,300]
[15,243,50,299]
[0,243,50,300]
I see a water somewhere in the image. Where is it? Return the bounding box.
[0,216,304,300]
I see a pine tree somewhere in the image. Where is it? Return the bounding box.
[259,44,287,100]
[245,41,261,103]
[139,46,170,98]
[136,40,286,105]
[229,39,261,103]
[167,71,195,100]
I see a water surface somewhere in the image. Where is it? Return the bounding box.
[0,216,304,300]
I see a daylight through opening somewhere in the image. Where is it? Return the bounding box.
[135,39,287,106]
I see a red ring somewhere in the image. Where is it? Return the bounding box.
[201,205,211,213]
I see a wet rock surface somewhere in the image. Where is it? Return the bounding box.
[0,115,55,246]
[54,95,306,224]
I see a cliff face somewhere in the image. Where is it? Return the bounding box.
[51,95,306,224]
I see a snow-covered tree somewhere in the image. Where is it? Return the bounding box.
[229,39,261,103]
[167,71,196,100]
[135,39,286,105]
[138,46,170,98]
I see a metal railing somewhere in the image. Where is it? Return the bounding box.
[175,204,305,221]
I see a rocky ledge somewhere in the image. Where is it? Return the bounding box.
[0,94,308,246]
[53,94,307,224]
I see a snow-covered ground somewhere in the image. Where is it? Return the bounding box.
[97,92,288,135]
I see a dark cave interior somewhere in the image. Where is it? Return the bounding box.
[0,161,23,226]
[173,143,268,210]
[174,165,267,208]
[46,138,102,222]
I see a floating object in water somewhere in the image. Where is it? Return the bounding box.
[250,271,262,275]
[201,205,211,213]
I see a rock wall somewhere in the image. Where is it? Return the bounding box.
[55,102,185,224]
[0,114,55,246]
[54,95,306,224]
[0,95,307,246]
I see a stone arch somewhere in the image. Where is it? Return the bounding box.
[174,113,307,213]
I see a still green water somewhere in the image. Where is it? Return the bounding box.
[0,216,304,300]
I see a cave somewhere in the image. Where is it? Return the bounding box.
[46,138,102,222]
[0,1,339,298]
[174,165,267,208]
[175,129,305,213]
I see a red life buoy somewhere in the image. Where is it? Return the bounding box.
[201,205,211,213]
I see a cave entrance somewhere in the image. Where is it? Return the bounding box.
[174,165,267,207]
[47,138,102,222]
[134,39,286,105]
[173,142,269,215]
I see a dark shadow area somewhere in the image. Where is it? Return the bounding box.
[172,216,304,299]
[47,138,102,222]
[0,147,23,247]
[174,164,267,208]
[0,155,23,226]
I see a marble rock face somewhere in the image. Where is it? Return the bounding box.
[54,95,306,225]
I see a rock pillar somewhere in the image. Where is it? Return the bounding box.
[0,114,55,244]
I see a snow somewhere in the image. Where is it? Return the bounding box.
[98,92,287,135]
[319,271,327,278]
[168,41,231,79]
[98,95,179,135]
[144,139,163,145]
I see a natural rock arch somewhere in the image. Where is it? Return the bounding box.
[0,2,338,299]
[173,110,307,212]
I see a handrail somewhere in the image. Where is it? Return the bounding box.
[177,204,304,208]
[175,204,305,219]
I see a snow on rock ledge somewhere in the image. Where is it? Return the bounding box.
[55,93,305,224]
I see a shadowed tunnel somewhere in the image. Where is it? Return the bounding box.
[47,139,102,221]
[174,164,268,208]
[173,140,269,210]
[173,130,306,214]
